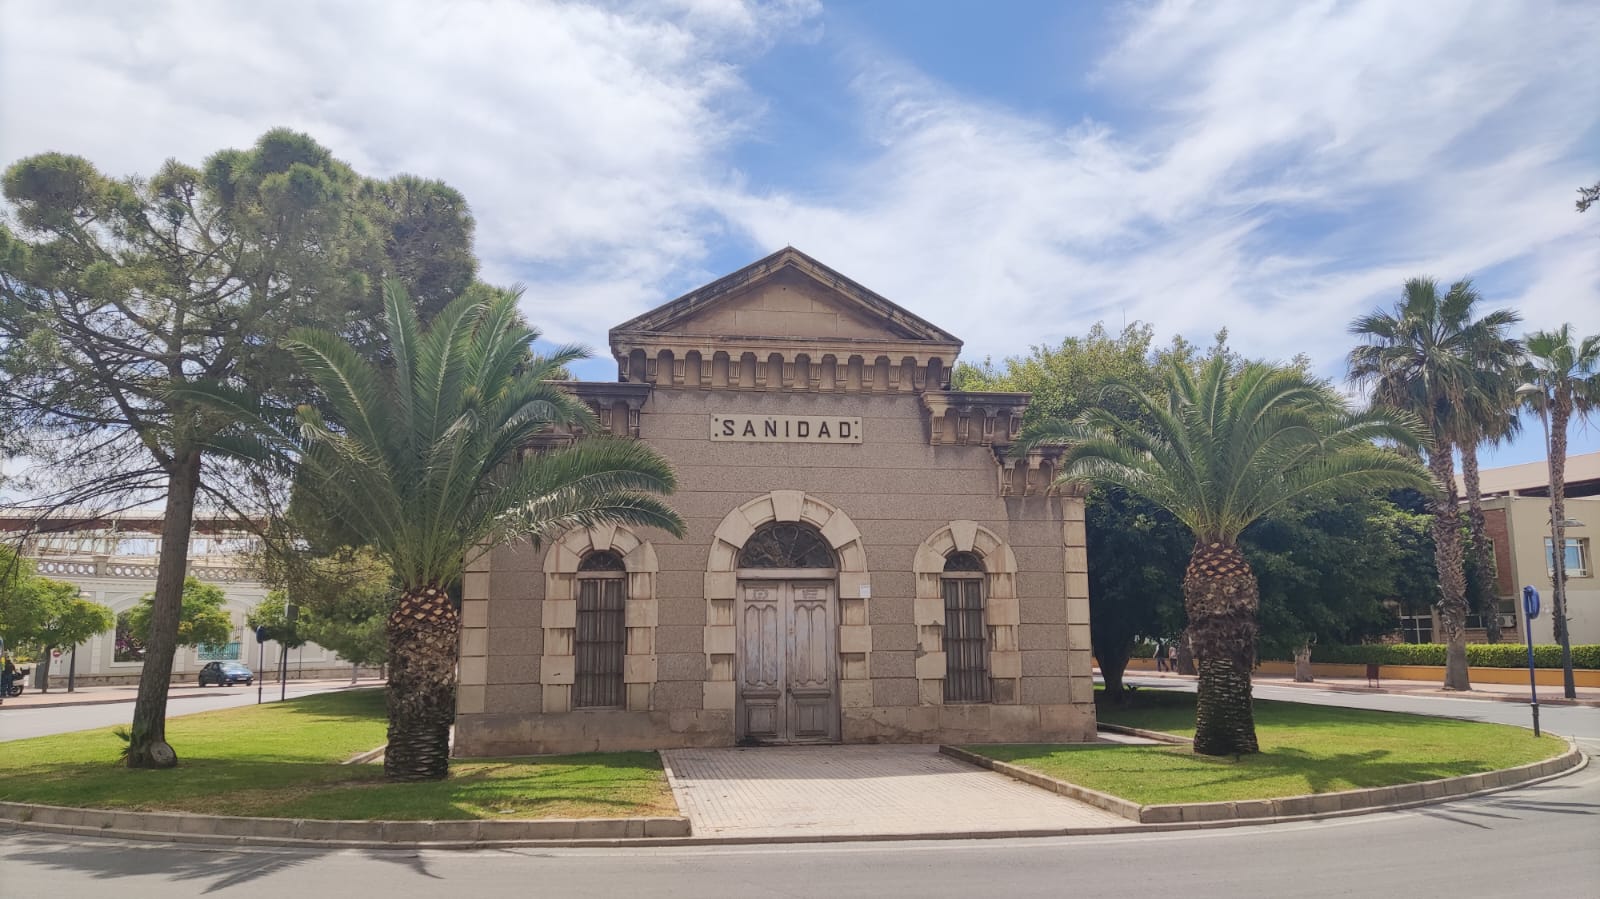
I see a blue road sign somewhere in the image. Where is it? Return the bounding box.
[1522,585,1541,620]
[254,625,268,643]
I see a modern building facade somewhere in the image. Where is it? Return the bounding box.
[1477,451,1597,646]
[1410,451,1600,646]
[456,248,1097,755]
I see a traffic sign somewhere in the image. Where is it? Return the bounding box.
[1522,585,1541,620]
[254,625,268,643]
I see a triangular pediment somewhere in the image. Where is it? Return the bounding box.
[610,248,962,347]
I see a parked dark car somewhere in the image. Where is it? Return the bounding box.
[198,661,254,687]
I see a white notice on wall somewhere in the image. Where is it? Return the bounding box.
[858,584,871,599]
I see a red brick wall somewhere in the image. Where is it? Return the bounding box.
[1484,507,1514,596]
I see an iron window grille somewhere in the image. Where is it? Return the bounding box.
[574,550,626,708]
[738,522,837,569]
[942,551,990,702]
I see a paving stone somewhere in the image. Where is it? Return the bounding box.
[661,744,1126,838]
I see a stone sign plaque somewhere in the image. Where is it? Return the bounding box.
[710,414,863,444]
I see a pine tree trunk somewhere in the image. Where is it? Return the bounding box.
[384,583,459,781]
[1099,643,1131,705]
[1427,440,1472,691]
[1185,541,1260,756]
[1460,443,1501,643]
[1293,642,1314,683]
[1549,399,1577,699]
[127,451,201,769]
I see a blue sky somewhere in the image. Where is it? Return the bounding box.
[2,0,1597,468]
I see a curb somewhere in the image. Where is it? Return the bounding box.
[0,802,691,849]
[2,692,228,711]
[943,739,1585,826]
[2,682,377,711]
[342,745,386,765]
[1096,723,1192,745]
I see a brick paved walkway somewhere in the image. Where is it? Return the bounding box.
[662,744,1128,839]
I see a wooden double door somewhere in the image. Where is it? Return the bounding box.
[736,580,839,744]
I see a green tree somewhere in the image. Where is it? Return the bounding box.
[247,591,308,649]
[25,586,115,693]
[1020,354,1429,755]
[184,282,685,780]
[0,130,477,768]
[1578,181,1599,213]
[1084,486,1189,699]
[302,593,390,681]
[1347,277,1521,690]
[1247,492,1413,663]
[127,577,233,651]
[955,323,1188,699]
[1520,324,1600,699]
[0,548,116,693]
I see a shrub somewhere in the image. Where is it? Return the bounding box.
[1305,643,1600,669]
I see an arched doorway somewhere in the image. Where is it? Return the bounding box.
[736,521,839,744]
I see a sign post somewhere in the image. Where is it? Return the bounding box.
[254,625,267,705]
[279,604,297,703]
[1521,585,1541,737]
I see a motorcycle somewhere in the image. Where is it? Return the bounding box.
[3,666,28,697]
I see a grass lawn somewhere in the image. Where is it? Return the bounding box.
[969,689,1567,805]
[0,689,677,820]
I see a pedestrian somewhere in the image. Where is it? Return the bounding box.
[1167,643,1180,673]
[1,655,14,698]
[1154,642,1167,672]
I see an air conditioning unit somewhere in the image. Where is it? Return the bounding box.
[1498,613,1517,629]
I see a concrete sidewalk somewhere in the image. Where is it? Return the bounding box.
[0,678,383,710]
[661,744,1129,840]
[1130,669,1600,707]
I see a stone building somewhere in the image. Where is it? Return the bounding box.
[455,248,1096,755]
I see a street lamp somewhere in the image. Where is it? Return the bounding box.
[1517,381,1578,700]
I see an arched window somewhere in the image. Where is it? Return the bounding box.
[942,552,989,702]
[738,522,836,569]
[575,550,626,708]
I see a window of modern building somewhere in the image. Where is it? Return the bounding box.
[1398,614,1432,645]
[941,551,989,702]
[574,550,626,708]
[1544,537,1591,578]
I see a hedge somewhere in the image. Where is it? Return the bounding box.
[1307,643,1600,670]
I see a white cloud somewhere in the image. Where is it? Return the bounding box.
[722,0,1600,378]
[0,0,816,353]
[1,0,1595,388]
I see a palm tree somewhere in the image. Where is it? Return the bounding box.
[1018,354,1428,756]
[188,282,684,780]
[1347,277,1520,691]
[1456,367,1523,644]
[1520,325,1600,700]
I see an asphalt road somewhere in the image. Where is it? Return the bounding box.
[0,682,366,742]
[1,759,1595,898]
[1,680,1594,897]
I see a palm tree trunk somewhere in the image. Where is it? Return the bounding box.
[127,450,202,769]
[1427,440,1472,691]
[384,583,459,781]
[1549,398,1577,699]
[1459,443,1501,643]
[1185,541,1260,756]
